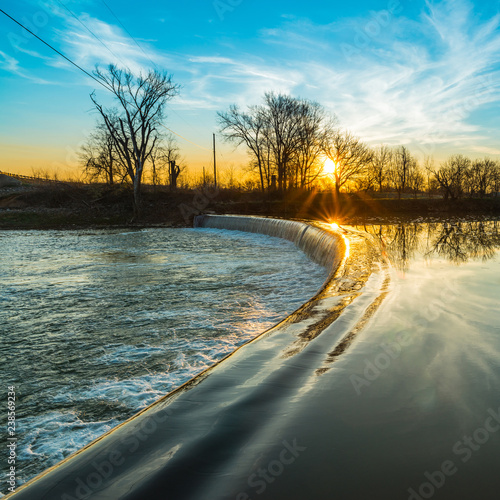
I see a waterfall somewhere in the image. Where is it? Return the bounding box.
[10,216,367,500]
[194,215,342,271]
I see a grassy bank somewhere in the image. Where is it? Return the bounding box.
[1,183,500,230]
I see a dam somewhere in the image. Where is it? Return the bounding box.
[4,216,500,499]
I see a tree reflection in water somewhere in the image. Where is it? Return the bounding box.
[355,220,500,271]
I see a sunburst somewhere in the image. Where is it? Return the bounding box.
[323,158,337,175]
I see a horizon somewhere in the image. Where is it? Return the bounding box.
[1,0,500,179]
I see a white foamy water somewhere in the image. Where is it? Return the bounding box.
[0,227,328,491]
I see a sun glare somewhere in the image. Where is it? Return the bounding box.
[323,158,336,175]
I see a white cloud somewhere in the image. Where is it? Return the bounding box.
[0,50,20,73]
[55,13,163,75]
[152,0,500,160]
[188,56,236,65]
[0,50,52,84]
[245,0,500,158]
[14,0,499,159]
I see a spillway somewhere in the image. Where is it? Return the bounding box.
[7,216,389,500]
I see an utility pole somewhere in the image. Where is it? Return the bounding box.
[213,133,217,188]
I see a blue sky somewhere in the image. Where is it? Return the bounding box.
[1,0,499,177]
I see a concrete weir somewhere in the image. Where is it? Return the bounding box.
[8,216,389,500]
[193,215,343,269]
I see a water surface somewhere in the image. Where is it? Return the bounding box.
[0,227,328,491]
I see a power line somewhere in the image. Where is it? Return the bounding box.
[96,2,211,147]
[0,7,111,92]
[99,0,157,69]
[55,0,126,66]
[1,7,212,156]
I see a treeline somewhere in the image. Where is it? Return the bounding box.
[431,155,500,199]
[218,93,500,198]
[79,71,499,208]
[361,221,500,271]
[80,124,183,189]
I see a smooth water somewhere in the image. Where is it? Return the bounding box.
[0,228,328,492]
[324,219,500,499]
[211,219,500,500]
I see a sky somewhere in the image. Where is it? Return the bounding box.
[1,0,500,178]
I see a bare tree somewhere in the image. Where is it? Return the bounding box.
[218,93,333,192]
[370,145,392,192]
[322,129,373,196]
[262,92,309,191]
[218,104,269,191]
[90,65,179,216]
[150,134,183,189]
[292,103,333,189]
[221,163,240,189]
[469,158,497,197]
[492,162,500,197]
[408,165,425,198]
[79,122,126,185]
[387,146,418,199]
[432,154,471,200]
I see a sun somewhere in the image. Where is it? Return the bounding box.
[323,158,337,175]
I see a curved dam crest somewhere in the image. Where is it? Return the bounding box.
[193,215,343,269]
[7,216,389,500]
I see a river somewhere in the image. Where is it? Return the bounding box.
[0,227,328,493]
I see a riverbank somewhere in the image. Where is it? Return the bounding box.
[1,183,500,229]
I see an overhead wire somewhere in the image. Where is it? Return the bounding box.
[1,5,217,161]
[0,7,112,92]
[99,0,158,69]
[54,0,126,66]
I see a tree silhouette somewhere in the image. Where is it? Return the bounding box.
[90,65,179,216]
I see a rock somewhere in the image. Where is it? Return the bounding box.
[0,174,22,188]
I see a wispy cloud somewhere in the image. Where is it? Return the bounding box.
[55,13,164,75]
[0,50,52,84]
[7,0,498,160]
[0,50,20,73]
[175,0,500,158]
[179,56,305,110]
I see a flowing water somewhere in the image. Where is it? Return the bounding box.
[3,219,500,500]
[0,227,328,492]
